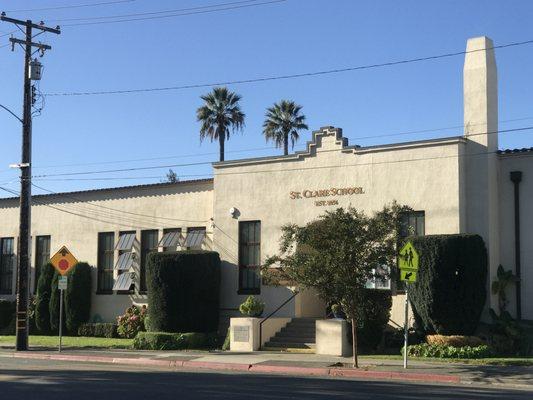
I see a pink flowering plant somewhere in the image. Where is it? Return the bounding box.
[116,305,147,338]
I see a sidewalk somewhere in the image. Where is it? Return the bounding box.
[1,348,532,390]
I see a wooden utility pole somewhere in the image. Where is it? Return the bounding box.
[0,13,60,351]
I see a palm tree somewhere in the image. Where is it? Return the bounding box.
[197,87,245,162]
[263,100,308,155]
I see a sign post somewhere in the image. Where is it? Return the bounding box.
[398,241,419,369]
[50,246,78,353]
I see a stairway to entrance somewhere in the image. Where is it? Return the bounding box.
[263,318,317,351]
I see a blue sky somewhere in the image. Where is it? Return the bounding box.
[1,0,532,196]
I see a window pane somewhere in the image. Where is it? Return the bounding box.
[97,232,114,292]
[238,221,261,293]
[34,235,51,292]
[0,238,14,294]
[140,230,158,292]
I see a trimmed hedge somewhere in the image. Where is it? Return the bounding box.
[65,262,92,335]
[357,289,392,350]
[133,332,210,350]
[408,235,487,335]
[405,343,493,359]
[35,263,55,334]
[78,323,117,338]
[0,299,15,334]
[426,335,485,348]
[146,251,220,333]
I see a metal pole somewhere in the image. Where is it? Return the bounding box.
[403,283,409,369]
[15,21,33,352]
[59,288,63,352]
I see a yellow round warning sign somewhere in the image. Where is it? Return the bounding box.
[50,246,79,276]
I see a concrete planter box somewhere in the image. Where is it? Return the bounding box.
[316,319,352,357]
[230,317,291,352]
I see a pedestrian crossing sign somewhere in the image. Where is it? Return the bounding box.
[400,269,417,282]
[398,241,419,271]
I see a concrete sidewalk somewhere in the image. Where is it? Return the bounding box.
[1,348,532,390]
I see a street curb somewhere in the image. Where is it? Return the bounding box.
[5,352,461,384]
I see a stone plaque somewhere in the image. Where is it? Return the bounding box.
[233,326,250,342]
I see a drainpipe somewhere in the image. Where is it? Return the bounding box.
[510,171,522,320]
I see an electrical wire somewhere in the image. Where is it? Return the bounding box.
[44,39,533,97]
[28,125,533,179]
[4,0,136,13]
[59,0,287,26]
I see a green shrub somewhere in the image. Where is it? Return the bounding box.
[0,299,15,334]
[133,331,210,350]
[357,289,392,350]
[147,251,220,333]
[35,263,55,334]
[426,335,485,347]
[407,235,487,335]
[404,343,493,359]
[239,296,265,317]
[65,262,92,335]
[78,323,117,338]
[49,271,63,333]
[117,305,146,338]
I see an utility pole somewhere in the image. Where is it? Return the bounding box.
[1,13,60,351]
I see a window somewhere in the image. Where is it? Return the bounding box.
[0,238,14,295]
[366,265,391,290]
[140,230,158,292]
[184,227,206,249]
[115,231,136,293]
[396,211,425,290]
[34,235,51,292]
[159,228,182,251]
[238,221,261,294]
[399,211,425,238]
[97,232,114,293]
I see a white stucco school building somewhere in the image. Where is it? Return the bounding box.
[0,36,532,333]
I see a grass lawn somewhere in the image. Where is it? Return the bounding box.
[360,354,533,366]
[0,335,133,349]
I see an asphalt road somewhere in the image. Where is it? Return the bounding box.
[0,357,530,400]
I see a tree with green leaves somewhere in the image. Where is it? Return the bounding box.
[263,100,308,155]
[197,87,245,162]
[263,203,409,367]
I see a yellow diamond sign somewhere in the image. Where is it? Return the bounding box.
[400,269,417,282]
[50,246,78,276]
[399,241,419,271]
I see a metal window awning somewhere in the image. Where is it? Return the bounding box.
[114,252,136,271]
[158,230,182,248]
[112,272,133,291]
[184,230,205,248]
[115,233,136,251]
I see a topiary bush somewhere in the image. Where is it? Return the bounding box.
[132,331,210,350]
[404,343,493,359]
[49,271,62,333]
[407,234,487,335]
[426,335,485,347]
[78,323,117,338]
[35,263,55,334]
[64,262,92,335]
[147,251,220,333]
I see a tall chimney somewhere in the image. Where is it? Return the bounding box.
[464,36,498,150]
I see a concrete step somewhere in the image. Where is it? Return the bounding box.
[264,341,316,349]
[276,329,315,338]
[269,336,315,343]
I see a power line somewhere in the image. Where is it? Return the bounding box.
[52,0,265,22]
[29,125,533,179]
[60,0,287,26]
[31,182,209,223]
[4,0,136,13]
[44,39,533,97]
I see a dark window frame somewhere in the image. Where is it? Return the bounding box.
[0,237,15,295]
[238,220,261,295]
[97,232,115,294]
[140,229,159,293]
[34,235,51,293]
